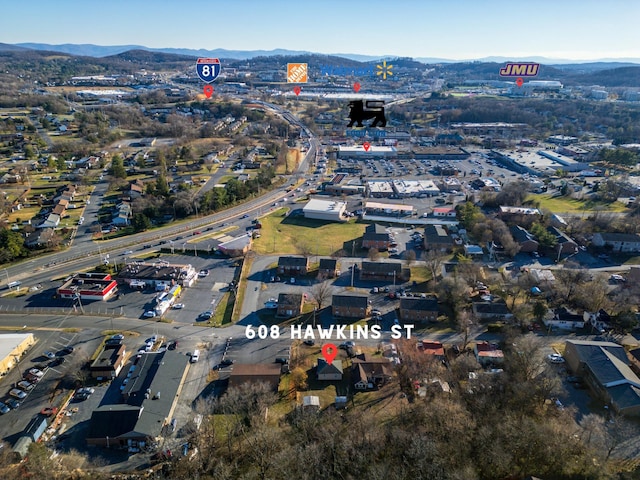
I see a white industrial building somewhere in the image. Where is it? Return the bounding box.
[392,180,440,197]
[338,145,397,158]
[303,198,348,222]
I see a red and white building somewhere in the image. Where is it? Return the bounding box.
[57,273,118,301]
[432,207,457,218]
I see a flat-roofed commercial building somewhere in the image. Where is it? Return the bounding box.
[0,333,35,376]
[302,198,347,222]
[364,201,415,217]
[338,145,397,158]
[118,261,198,290]
[392,180,440,198]
[57,272,118,301]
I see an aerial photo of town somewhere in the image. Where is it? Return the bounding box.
[0,1,640,479]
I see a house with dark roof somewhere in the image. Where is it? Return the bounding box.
[228,363,282,391]
[359,261,409,282]
[317,359,343,381]
[472,301,513,320]
[90,343,127,379]
[547,226,578,255]
[543,307,586,330]
[352,355,393,390]
[277,256,309,276]
[86,350,189,449]
[332,294,370,319]
[318,258,338,278]
[362,224,391,250]
[399,297,439,323]
[592,232,640,253]
[509,225,539,253]
[564,340,640,416]
[276,293,304,318]
[424,224,454,252]
[25,228,55,248]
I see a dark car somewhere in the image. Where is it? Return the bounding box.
[143,244,152,249]
[240,214,249,219]
[220,358,234,366]
[303,340,315,346]
[6,398,20,410]
[275,357,289,364]
[48,357,65,368]
[61,346,74,355]
[167,341,178,350]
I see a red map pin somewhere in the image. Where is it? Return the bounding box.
[363,142,371,152]
[353,82,361,93]
[515,77,524,87]
[321,343,337,365]
[203,85,214,98]
[293,86,301,96]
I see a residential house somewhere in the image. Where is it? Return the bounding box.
[52,202,67,216]
[352,355,393,390]
[276,293,304,318]
[419,340,445,360]
[332,294,370,319]
[362,224,391,250]
[277,256,309,276]
[474,341,504,367]
[472,301,513,320]
[547,226,578,255]
[112,202,132,226]
[318,258,339,278]
[128,180,144,199]
[423,225,454,252]
[25,228,55,248]
[432,207,457,218]
[543,307,585,331]
[228,363,281,391]
[564,340,640,416]
[37,213,60,229]
[399,297,439,323]
[592,233,640,253]
[509,225,539,253]
[317,359,343,381]
[359,261,409,283]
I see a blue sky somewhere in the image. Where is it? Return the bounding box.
[2,0,639,60]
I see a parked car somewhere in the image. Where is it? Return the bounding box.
[61,346,75,355]
[44,351,55,359]
[40,407,59,416]
[303,340,315,346]
[111,334,125,341]
[547,353,565,364]
[28,368,44,378]
[198,270,209,277]
[143,311,157,318]
[220,358,235,366]
[198,311,213,320]
[48,357,65,368]
[173,303,184,309]
[6,398,20,410]
[339,341,355,349]
[0,402,10,415]
[275,357,289,364]
[9,389,27,400]
[17,381,34,392]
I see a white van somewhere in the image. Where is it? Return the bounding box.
[7,281,21,290]
[190,349,200,363]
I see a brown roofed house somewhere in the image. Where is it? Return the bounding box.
[360,261,409,282]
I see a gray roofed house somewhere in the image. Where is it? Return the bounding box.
[547,226,578,255]
[25,227,55,248]
[362,224,391,250]
[509,225,539,252]
[332,294,370,319]
[86,350,190,448]
[472,301,513,320]
[399,296,439,322]
[592,232,640,253]
[277,256,309,275]
[360,261,409,282]
[318,258,338,278]
[564,340,640,415]
[424,224,454,252]
[317,359,343,381]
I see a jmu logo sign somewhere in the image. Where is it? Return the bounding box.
[499,63,540,77]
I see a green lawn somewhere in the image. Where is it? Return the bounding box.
[527,194,627,213]
[253,208,366,256]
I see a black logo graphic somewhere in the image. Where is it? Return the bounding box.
[347,100,386,128]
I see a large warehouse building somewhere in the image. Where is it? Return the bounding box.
[0,333,35,376]
[303,198,348,222]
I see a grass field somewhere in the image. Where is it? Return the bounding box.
[527,194,627,213]
[252,208,366,255]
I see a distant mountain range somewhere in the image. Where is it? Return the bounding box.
[12,43,640,69]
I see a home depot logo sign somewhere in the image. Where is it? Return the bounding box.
[287,63,308,83]
[499,62,540,77]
